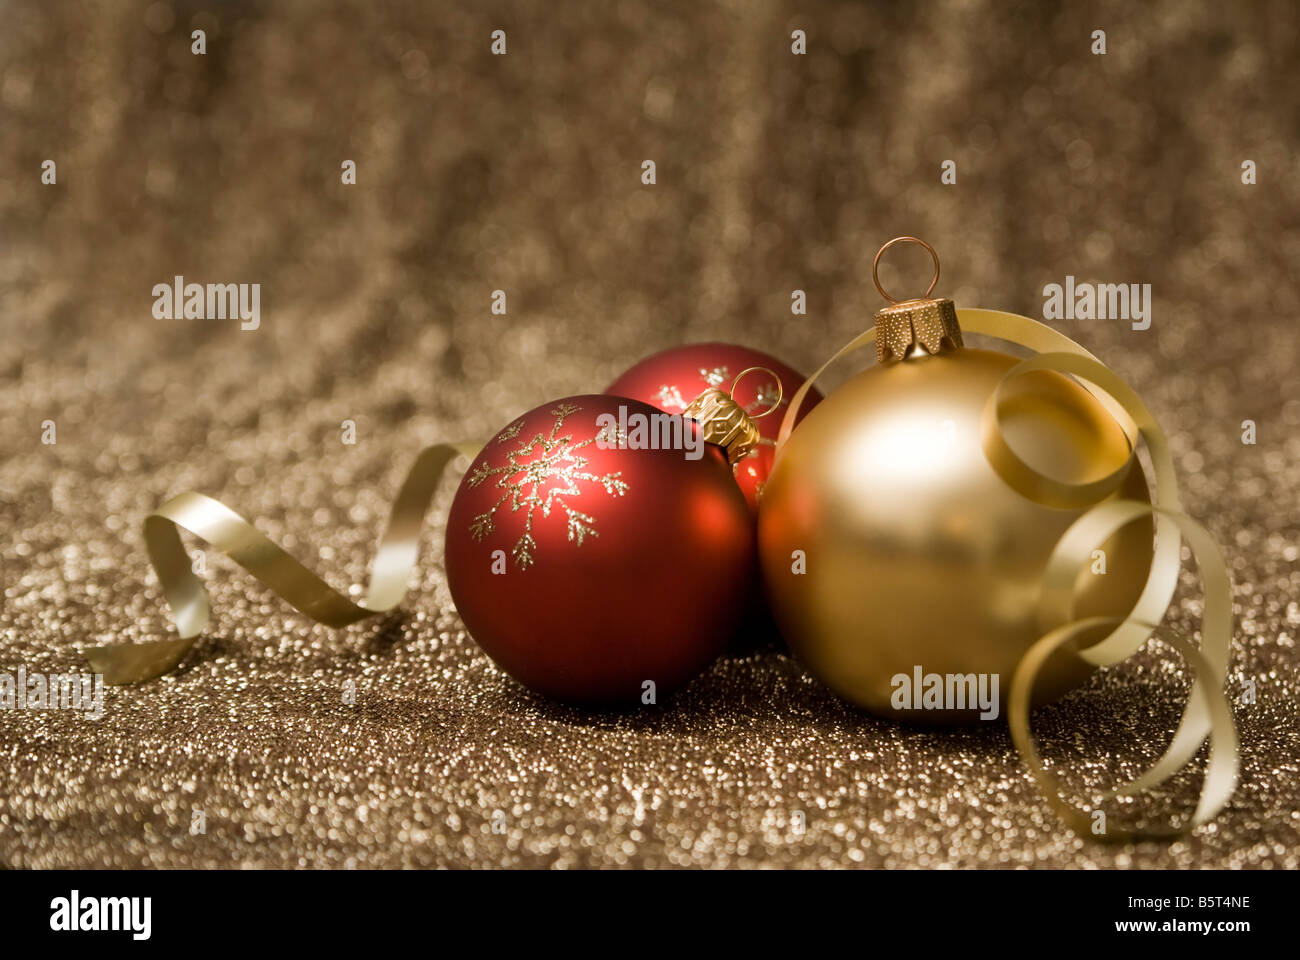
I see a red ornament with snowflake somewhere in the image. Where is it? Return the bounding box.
[605,342,822,512]
[444,395,754,704]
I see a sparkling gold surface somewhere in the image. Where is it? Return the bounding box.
[2,0,1298,868]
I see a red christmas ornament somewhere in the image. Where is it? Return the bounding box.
[445,394,754,704]
[606,342,822,511]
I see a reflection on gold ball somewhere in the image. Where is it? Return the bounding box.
[758,347,1153,724]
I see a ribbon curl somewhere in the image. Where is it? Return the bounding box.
[85,441,480,684]
[776,308,1237,840]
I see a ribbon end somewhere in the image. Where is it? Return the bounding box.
[85,637,196,685]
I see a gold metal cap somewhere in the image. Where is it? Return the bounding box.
[681,367,783,466]
[872,236,964,363]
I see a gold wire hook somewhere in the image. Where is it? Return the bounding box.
[729,366,783,419]
[872,236,941,304]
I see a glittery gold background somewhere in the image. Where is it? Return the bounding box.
[2,0,1298,868]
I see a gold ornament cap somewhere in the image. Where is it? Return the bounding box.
[872,236,963,363]
[681,366,783,466]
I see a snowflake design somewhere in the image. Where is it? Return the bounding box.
[658,365,782,415]
[595,420,627,446]
[466,402,629,569]
[495,419,524,444]
[699,365,730,388]
[746,381,783,414]
[656,384,686,409]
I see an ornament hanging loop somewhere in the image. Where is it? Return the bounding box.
[870,236,962,363]
[872,236,941,304]
[730,366,783,419]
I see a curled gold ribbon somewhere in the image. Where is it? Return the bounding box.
[1012,506,1237,839]
[85,442,481,684]
[775,308,1237,839]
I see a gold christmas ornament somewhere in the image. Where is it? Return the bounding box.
[760,237,1238,839]
[761,239,1151,721]
[763,347,1153,719]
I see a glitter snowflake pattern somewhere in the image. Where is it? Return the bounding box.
[660,366,783,416]
[656,384,686,409]
[466,402,629,569]
[495,419,524,444]
[747,381,782,414]
[699,365,729,388]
